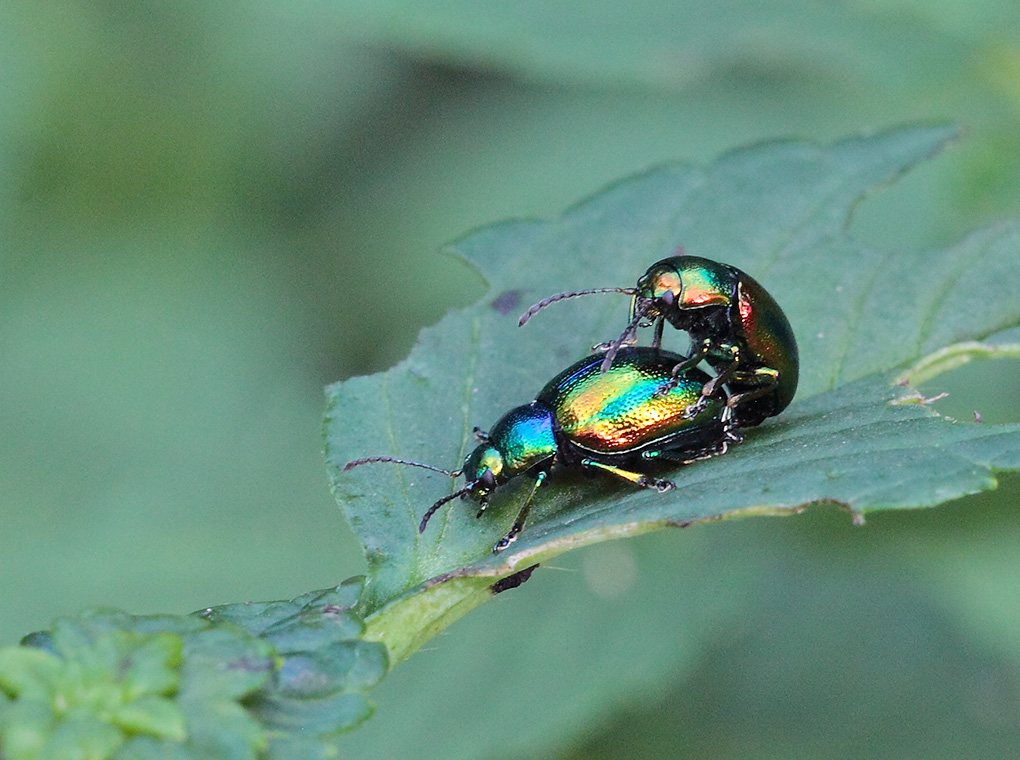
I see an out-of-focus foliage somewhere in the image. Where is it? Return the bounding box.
[1,1,1019,759]
[1,580,386,758]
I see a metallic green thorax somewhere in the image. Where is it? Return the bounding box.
[462,402,556,487]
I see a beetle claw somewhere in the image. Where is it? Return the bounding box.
[592,336,637,354]
[680,396,711,418]
[639,476,675,492]
[492,529,519,554]
[654,379,679,397]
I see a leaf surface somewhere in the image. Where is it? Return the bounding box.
[324,125,1020,661]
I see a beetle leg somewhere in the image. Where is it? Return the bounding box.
[646,426,740,464]
[724,368,780,409]
[720,406,744,442]
[698,344,742,399]
[650,316,665,350]
[591,336,637,354]
[492,470,548,554]
[654,340,712,398]
[580,458,675,492]
[473,427,490,442]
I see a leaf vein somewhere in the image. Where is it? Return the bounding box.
[829,246,899,389]
[913,234,990,356]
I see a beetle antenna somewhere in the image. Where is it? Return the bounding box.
[599,300,652,373]
[419,483,476,532]
[344,456,462,478]
[518,288,637,327]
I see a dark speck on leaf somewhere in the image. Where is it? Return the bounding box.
[491,290,523,315]
[491,564,539,594]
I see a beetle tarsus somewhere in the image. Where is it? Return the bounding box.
[638,475,675,492]
[492,529,519,554]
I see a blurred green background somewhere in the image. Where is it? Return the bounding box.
[2,2,1020,758]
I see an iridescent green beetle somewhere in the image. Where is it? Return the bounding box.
[520,253,799,427]
[346,347,740,553]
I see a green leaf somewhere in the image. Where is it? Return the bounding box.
[248,692,374,736]
[324,125,1020,664]
[0,624,200,759]
[44,715,124,760]
[117,635,183,702]
[0,698,54,760]
[195,578,365,641]
[4,613,281,759]
[274,641,388,699]
[197,601,307,635]
[258,606,364,655]
[192,580,387,725]
[191,585,386,738]
[46,622,183,707]
[2,584,387,754]
[110,696,186,741]
[290,578,365,611]
[335,526,763,759]
[177,627,274,702]
[0,647,62,700]
[176,698,265,760]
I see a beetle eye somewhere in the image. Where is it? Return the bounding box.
[659,289,676,307]
[481,469,496,488]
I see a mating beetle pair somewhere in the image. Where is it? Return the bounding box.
[347,347,740,553]
[347,253,798,552]
[520,254,799,427]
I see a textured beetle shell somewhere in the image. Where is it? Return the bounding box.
[733,274,799,413]
[472,402,558,479]
[536,347,722,455]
